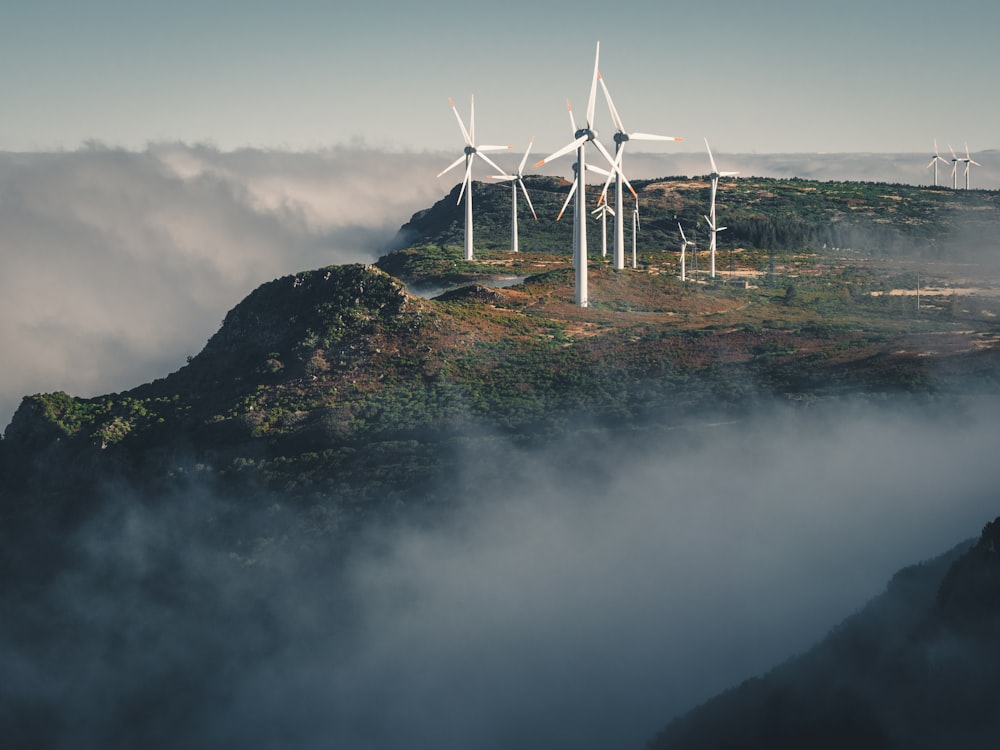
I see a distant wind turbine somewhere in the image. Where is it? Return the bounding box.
[704,138,739,279]
[927,139,949,187]
[534,41,631,308]
[961,143,982,190]
[597,70,682,270]
[437,95,513,260]
[948,144,960,190]
[678,222,694,281]
[490,137,537,253]
[591,201,615,258]
[631,197,640,269]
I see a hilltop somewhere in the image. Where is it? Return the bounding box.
[2,175,1000,748]
[4,177,1000,519]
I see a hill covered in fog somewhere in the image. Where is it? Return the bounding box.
[2,175,1000,748]
[648,517,1000,749]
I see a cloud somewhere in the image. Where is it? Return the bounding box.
[1,142,996,430]
[0,143,443,426]
[2,398,996,749]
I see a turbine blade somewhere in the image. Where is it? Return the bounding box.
[535,135,587,167]
[477,145,514,152]
[448,98,473,146]
[518,178,537,220]
[557,181,577,221]
[629,132,683,142]
[469,95,475,145]
[705,137,719,174]
[437,154,466,178]
[517,137,535,174]
[490,174,516,181]
[566,99,577,134]
[598,73,626,133]
[678,222,687,242]
[477,151,509,176]
[457,164,472,205]
[597,144,623,205]
[703,214,715,230]
[593,139,635,197]
[586,41,600,128]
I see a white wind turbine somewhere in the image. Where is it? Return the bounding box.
[961,143,982,190]
[534,41,629,308]
[591,202,615,258]
[927,139,949,187]
[678,222,694,281]
[704,138,739,279]
[948,144,960,190]
[490,137,537,253]
[631,196,640,269]
[437,96,513,260]
[597,70,682,270]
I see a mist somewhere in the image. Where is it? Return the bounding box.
[2,143,997,428]
[0,143,442,426]
[2,398,997,749]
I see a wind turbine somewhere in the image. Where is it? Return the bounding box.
[591,202,615,258]
[597,70,682,270]
[961,143,981,190]
[490,137,537,253]
[927,139,949,187]
[948,144,960,190]
[678,222,694,281]
[437,96,513,260]
[631,197,640,269]
[534,41,630,308]
[704,138,738,279]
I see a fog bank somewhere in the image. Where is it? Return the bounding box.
[2,399,996,749]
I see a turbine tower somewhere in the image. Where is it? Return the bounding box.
[927,139,948,187]
[437,96,512,260]
[591,202,615,258]
[534,41,629,308]
[490,137,537,253]
[948,144,960,190]
[704,138,738,279]
[678,222,694,281]
[597,70,682,270]
[961,143,982,190]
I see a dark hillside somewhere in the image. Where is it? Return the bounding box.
[646,518,1000,750]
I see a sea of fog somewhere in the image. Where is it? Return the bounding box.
[1,143,998,748]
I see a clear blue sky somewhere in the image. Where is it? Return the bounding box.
[1,0,997,155]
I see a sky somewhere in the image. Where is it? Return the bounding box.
[1,0,998,155]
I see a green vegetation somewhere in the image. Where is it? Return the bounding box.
[4,176,1000,511]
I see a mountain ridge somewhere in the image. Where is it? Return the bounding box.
[2,174,1000,748]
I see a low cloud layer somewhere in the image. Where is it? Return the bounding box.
[1,143,997,428]
[1,399,997,749]
[0,143,443,425]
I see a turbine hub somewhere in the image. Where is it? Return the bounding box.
[465,146,476,155]
[614,132,629,145]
